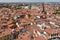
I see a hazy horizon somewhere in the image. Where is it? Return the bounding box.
[0,0,60,3]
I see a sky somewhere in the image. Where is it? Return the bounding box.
[0,0,60,3]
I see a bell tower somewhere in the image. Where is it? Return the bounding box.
[42,3,46,14]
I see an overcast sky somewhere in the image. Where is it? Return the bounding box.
[0,0,60,3]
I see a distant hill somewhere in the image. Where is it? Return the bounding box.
[0,2,60,4]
